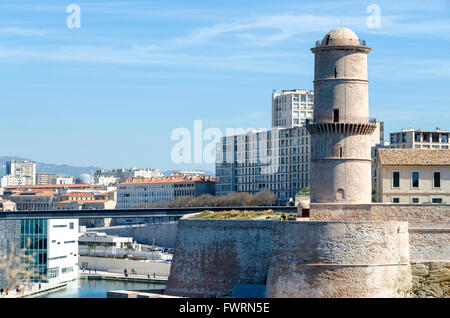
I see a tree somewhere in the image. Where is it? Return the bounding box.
[87,243,95,256]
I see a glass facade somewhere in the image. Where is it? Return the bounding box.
[20,219,48,282]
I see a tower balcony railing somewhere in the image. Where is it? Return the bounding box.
[307,117,377,124]
[315,39,367,47]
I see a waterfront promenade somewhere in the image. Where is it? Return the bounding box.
[80,269,168,284]
[0,281,67,298]
[0,270,168,298]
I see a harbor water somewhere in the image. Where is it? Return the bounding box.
[41,278,166,298]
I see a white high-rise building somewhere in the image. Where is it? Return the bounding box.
[272,89,314,128]
[3,160,37,186]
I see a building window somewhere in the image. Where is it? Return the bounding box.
[412,172,419,188]
[442,134,448,143]
[393,172,400,188]
[333,109,339,123]
[434,172,441,188]
[414,133,421,142]
[393,198,400,203]
[412,198,419,204]
[47,267,59,279]
[432,198,443,204]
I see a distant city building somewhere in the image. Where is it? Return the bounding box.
[375,149,450,204]
[36,172,57,185]
[389,128,449,149]
[78,231,135,250]
[94,167,163,185]
[116,177,215,209]
[272,89,314,128]
[55,176,74,185]
[0,199,16,211]
[1,175,34,187]
[9,192,57,211]
[169,170,214,180]
[6,160,36,185]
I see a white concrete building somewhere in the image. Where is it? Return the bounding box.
[1,175,34,187]
[78,231,135,250]
[116,177,215,209]
[272,89,314,128]
[376,149,450,204]
[390,128,449,149]
[46,219,79,283]
[94,168,163,185]
[55,176,74,185]
[17,218,79,284]
[6,160,36,185]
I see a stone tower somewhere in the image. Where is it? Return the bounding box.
[307,28,376,203]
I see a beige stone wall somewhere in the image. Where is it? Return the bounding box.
[410,262,449,298]
[165,220,274,298]
[310,203,450,222]
[166,219,411,298]
[265,221,410,298]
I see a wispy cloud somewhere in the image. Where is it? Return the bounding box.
[0,27,53,36]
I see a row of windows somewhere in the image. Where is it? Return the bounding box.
[48,255,67,261]
[392,171,441,188]
[391,132,449,144]
[392,198,443,204]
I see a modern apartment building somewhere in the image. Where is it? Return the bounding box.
[1,175,34,187]
[390,128,449,149]
[116,177,215,209]
[55,176,74,185]
[375,149,450,204]
[5,160,37,185]
[94,167,163,185]
[272,89,314,128]
[36,173,57,185]
[216,127,312,205]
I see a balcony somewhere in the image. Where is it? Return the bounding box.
[315,39,367,47]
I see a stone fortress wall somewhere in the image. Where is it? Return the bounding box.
[164,205,449,298]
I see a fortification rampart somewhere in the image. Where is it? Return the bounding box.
[165,219,415,298]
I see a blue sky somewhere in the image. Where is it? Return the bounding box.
[0,0,449,172]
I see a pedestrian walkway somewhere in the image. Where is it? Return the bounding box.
[0,282,67,298]
[79,269,168,283]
